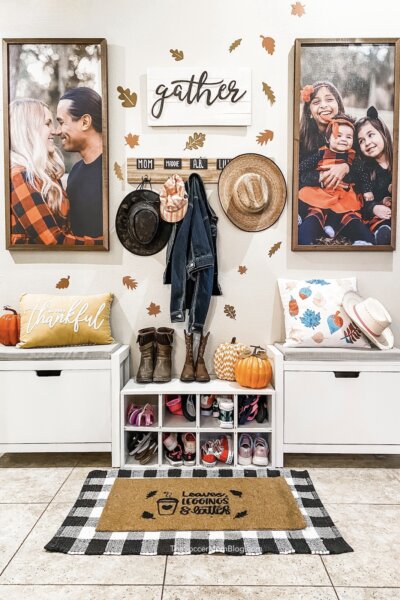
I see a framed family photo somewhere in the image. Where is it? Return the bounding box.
[292,38,400,251]
[3,38,108,250]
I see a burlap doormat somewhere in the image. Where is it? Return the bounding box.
[97,477,306,532]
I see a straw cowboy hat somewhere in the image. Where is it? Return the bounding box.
[116,188,172,256]
[218,153,287,232]
[342,291,394,350]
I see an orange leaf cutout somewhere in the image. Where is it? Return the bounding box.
[260,36,275,55]
[238,265,247,275]
[55,275,70,289]
[224,304,236,320]
[229,38,242,53]
[147,302,161,317]
[125,133,140,148]
[262,82,276,105]
[114,161,124,181]
[268,241,282,257]
[117,86,137,108]
[291,2,306,16]
[123,276,138,290]
[170,49,184,61]
[256,130,274,146]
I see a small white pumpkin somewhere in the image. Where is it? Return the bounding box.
[213,337,250,381]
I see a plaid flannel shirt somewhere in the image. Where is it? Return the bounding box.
[11,166,103,246]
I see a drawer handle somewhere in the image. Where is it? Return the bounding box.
[35,370,62,377]
[334,371,360,378]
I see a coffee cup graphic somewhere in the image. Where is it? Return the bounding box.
[157,492,178,516]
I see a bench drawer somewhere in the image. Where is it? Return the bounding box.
[0,369,111,444]
[284,371,400,445]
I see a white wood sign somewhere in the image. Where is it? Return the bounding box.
[147,68,251,126]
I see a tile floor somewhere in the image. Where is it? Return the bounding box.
[0,452,399,600]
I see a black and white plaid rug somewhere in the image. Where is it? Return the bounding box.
[45,468,352,556]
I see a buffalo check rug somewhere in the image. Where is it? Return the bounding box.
[45,468,353,556]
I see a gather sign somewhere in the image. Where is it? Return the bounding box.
[147,68,251,126]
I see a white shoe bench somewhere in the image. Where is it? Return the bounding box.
[0,343,130,467]
[268,344,400,467]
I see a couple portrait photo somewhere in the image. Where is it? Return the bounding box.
[3,39,108,250]
[293,39,399,251]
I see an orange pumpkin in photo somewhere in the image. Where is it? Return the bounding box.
[235,346,272,389]
[0,306,20,346]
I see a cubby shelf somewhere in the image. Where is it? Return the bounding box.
[120,377,276,469]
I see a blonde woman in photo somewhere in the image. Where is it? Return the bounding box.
[9,98,102,246]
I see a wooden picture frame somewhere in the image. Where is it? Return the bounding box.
[292,38,399,251]
[3,38,108,250]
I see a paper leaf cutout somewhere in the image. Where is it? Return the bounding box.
[268,241,282,257]
[170,49,184,61]
[117,86,137,108]
[114,161,124,181]
[147,302,161,317]
[229,38,242,53]
[125,133,140,148]
[262,82,276,105]
[224,304,236,320]
[184,132,206,151]
[123,276,138,290]
[238,265,247,275]
[291,2,306,16]
[256,129,274,146]
[55,275,70,289]
[260,36,275,55]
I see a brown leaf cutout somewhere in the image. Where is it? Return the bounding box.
[147,302,161,317]
[55,275,70,289]
[224,304,236,320]
[291,2,306,16]
[117,86,137,108]
[114,161,124,181]
[262,82,276,105]
[268,241,282,257]
[184,132,206,151]
[260,36,275,55]
[229,38,242,53]
[256,130,274,146]
[123,276,138,290]
[125,133,140,148]
[238,265,247,275]
[170,49,184,61]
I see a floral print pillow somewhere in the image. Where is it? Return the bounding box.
[278,278,371,348]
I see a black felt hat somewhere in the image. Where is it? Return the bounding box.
[116,188,173,256]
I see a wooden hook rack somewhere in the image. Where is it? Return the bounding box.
[127,157,231,184]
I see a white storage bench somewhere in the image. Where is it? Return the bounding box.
[0,343,130,467]
[268,344,400,467]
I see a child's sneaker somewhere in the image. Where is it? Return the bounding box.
[212,396,220,417]
[181,432,196,466]
[213,435,233,465]
[218,398,234,429]
[162,432,178,451]
[252,437,269,466]
[165,443,183,466]
[182,395,196,422]
[200,395,214,416]
[238,433,253,466]
[201,440,217,467]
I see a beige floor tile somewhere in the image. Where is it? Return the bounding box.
[307,468,400,504]
[0,503,166,585]
[323,552,400,587]
[0,468,73,503]
[336,589,400,599]
[0,585,162,600]
[51,467,98,503]
[163,586,337,600]
[285,454,400,469]
[0,453,79,469]
[165,555,330,586]
[0,504,45,572]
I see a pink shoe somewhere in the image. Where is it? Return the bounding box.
[252,437,269,466]
[163,432,178,451]
[136,403,155,426]
[238,434,253,466]
[127,404,141,425]
[166,396,184,416]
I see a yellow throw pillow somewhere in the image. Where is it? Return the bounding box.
[18,293,114,348]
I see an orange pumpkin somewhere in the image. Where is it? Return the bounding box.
[0,306,20,346]
[235,345,272,389]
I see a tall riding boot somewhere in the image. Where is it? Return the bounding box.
[153,327,174,383]
[195,331,210,383]
[180,330,195,382]
[136,327,156,383]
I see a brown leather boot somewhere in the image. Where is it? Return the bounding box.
[153,327,174,383]
[136,328,156,383]
[195,331,210,382]
[180,330,195,382]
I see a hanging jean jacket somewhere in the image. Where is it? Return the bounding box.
[164,173,222,332]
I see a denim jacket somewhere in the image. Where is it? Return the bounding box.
[164,173,222,332]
